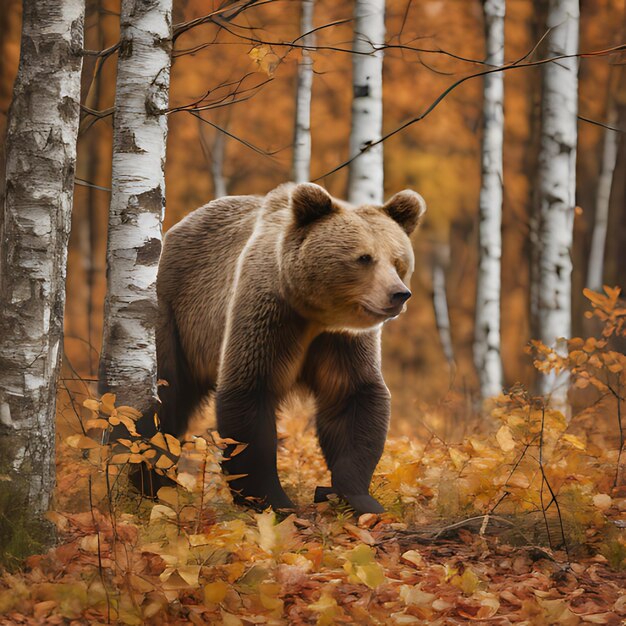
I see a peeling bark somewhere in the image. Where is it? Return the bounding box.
[347,0,385,205]
[99,0,172,412]
[0,0,84,551]
[292,0,314,183]
[474,0,505,400]
[535,0,579,408]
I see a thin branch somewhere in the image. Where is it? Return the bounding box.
[189,111,286,158]
[578,114,623,133]
[313,43,626,181]
[174,18,488,66]
[75,178,111,192]
[173,0,268,41]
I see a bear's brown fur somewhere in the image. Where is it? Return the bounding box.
[153,183,426,513]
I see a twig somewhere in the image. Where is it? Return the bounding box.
[313,43,626,181]
[89,474,111,624]
[538,406,570,561]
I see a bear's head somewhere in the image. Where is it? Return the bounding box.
[281,183,426,331]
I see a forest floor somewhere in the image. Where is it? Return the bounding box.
[1,290,625,625]
[0,393,625,626]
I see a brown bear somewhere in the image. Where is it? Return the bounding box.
[153,183,426,514]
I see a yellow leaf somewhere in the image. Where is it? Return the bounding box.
[496,425,516,452]
[155,455,174,469]
[110,453,130,465]
[150,504,176,523]
[399,584,436,607]
[227,443,248,458]
[79,534,100,553]
[83,398,100,411]
[66,434,100,450]
[177,565,201,587]
[451,567,481,595]
[256,509,277,553]
[308,591,340,624]
[475,591,500,618]
[354,563,386,588]
[117,406,142,419]
[562,433,586,450]
[592,493,612,511]
[221,610,243,626]
[129,574,154,593]
[150,432,167,450]
[176,472,197,491]
[84,418,110,430]
[165,434,181,456]
[401,550,423,568]
[449,447,468,470]
[248,44,279,76]
[157,486,179,506]
[204,581,228,604]
[118,415,139,436]
[100,393,116,415]
[343,544,386,588]
[344,522,375,545]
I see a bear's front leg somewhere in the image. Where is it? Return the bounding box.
[302,332,391,515]
[216,385,294,510]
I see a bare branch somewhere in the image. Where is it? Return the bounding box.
[313,43,626,182]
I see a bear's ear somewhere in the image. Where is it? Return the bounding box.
[291,183,334,227]
[382,190,427,235]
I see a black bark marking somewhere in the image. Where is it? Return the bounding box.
[117,128,145,154]
[135,187,164,214]
[136,237,162,265]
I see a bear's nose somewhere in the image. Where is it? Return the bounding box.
[391,290,411,305]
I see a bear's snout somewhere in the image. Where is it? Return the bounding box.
[390,289,411,306]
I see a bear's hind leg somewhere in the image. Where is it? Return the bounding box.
[128,303,214,497]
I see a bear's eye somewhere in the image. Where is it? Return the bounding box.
[357,254,374,265]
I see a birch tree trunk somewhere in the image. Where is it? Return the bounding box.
[535,0,579,407]
[292,0,314,183]
[432,244,455,366]
[474,0,505,400]
[99,0,172,412]
[586,106,618,292]
[0,0,84,553]
[347,0,385,205]
[210,129,228,199]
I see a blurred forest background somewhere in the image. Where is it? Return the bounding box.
[0,0,624,431]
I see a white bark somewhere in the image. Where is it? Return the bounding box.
[0,0,84,535]
[587,107,618,292]
[535,0,579,407]
[474,0,505,399]
[432,246,455,366]
[347,0,385,205]
[292,0,314,183]
[211,129,228,198]
[99,0,172,412]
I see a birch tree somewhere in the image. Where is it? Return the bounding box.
[0,0,84,550]
[99,0,173,412]
[587,106,618,292]
[432,244,455,367]
[347,0,385,205]
[474,0,505,400]
[292,0,314,183]
[535,0,579,406]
